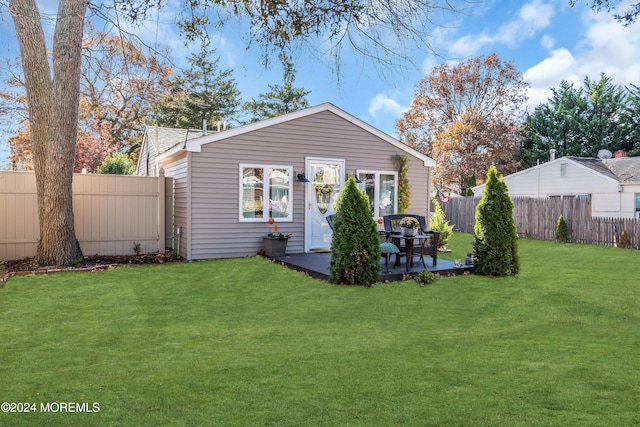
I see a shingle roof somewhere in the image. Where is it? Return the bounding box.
[602,157,640,183]
[570,156,640,184]
[145,126,206,154]
[568,157,621,181]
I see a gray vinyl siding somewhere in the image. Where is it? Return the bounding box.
[161,153,189,259]
[136,133,157,177]
[188,110,432,260]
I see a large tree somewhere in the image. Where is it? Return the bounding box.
[518,74,638,168]
[397,53,528,195]
[10,0,87,265]
[242,53,310,123]
[152,44,241,129]
[78,26,172,156]
[6,0,467,266]
[3,27,172,171]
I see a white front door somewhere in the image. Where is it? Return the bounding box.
[305,158,345,252]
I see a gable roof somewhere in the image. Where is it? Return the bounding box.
[472,155,640,193]
[157,103,436,167]
[145,126,206,154]
[569,157,625,182]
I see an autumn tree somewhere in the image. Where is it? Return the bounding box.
[74,120,118,172]
[397,54,528,195]
[242,53,310,123]
[518,74,638,168]
[78,26,172,156]
[6,0,467,266]
[2,27,171,171]
[152,44,241,128]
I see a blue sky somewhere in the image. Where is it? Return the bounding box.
[1,0,639,167]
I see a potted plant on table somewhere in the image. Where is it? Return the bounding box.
[263,218,292,257]
[399,216,420,236]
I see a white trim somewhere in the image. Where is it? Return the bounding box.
[304,157,345,252]
[157,103,436,167]
[357,169,399,218]
[238,163,294,223]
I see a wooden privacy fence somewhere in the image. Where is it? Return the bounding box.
[441,196,640,249]
[0,171,173,261]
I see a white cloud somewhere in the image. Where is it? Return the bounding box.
[523,6,640,108]
[540,34,555,51]
[575,9,640,85]
[523,48,579,107]
[368,93,407,118]
[367,93,409,134]
[449,0,555,56]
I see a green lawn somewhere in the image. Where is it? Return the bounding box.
[1,234,638,426]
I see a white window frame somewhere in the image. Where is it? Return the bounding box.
[239,164,293,222]
[357,170,398,218]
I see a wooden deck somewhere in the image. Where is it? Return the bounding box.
[267,252,472,282]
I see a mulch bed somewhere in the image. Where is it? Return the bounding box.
[1,251,183,283]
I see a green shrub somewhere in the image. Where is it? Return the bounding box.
[556,214,569,242]
[473,165,519,276]
[329,177,381,286]
[414,270,438,286]
[429,199,453,249]
[619,229,632,249]
[392,154,410,213]
[97,152,135,175]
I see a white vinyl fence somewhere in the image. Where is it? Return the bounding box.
[0,171,172,261]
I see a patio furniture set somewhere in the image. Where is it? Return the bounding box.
[328,214,441,274]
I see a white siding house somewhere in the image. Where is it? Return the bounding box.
[472,156,640,218]
[137,103,437,260]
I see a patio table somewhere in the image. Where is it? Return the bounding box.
[390,233,431,273]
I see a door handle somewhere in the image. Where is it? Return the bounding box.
[308,201,312,210]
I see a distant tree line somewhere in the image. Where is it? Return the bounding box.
[397,55,640,195]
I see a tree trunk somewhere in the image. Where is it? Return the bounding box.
[10,0,87,265]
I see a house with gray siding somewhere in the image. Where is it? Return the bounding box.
[137,103,436,260]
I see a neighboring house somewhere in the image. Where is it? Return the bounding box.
[137,103,436,260]
[136,125,206,177]
[472,155,640,218]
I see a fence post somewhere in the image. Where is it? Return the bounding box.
[158,168,165,253]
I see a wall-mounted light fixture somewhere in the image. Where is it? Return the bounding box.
[296,171,310,182]
[346,170,363,184]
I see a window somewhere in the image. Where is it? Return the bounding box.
[635,194,640,212]
[560,163,567,177]
[357,171,398,218]
[240,164,292,221]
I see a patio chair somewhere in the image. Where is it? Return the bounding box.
[382,214,440,267]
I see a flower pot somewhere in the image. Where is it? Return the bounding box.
[263,237,288,257]
[401,227,417,237]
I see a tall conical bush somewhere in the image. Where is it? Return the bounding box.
[473,165,519,276]
[329,177,381,286]
[556,214,569,243]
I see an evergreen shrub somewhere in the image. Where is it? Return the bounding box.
[429,199,453,249]
[329,177,381,286]
[473,165,519,276]
[556,214,569,243]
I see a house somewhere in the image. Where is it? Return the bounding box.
[472,155,640,218]
[137,103,436,260]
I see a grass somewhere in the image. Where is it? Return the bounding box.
[0,234,638,426]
